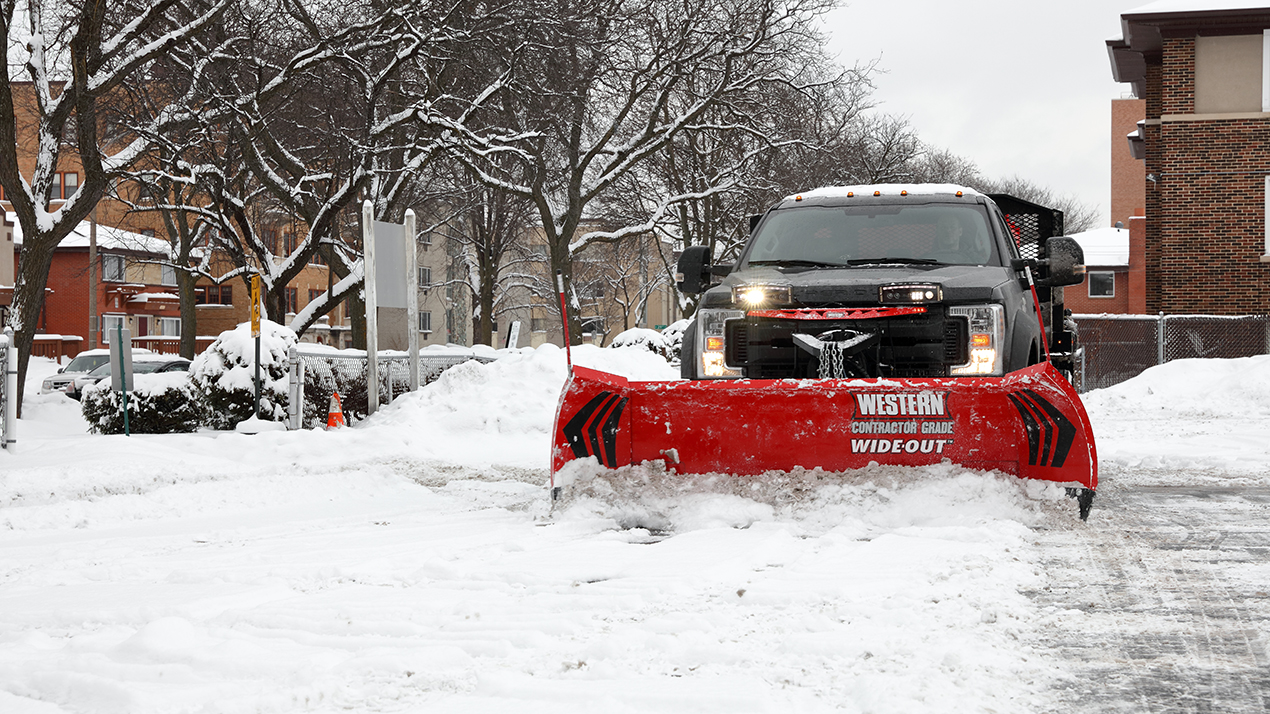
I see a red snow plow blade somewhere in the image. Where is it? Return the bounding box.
[552,363,1097,515]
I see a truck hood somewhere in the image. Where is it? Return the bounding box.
[716,264,1012,305]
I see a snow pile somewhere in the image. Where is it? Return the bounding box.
[1082,354,1270,476]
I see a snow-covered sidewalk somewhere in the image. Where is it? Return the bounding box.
[1,348,1268,712]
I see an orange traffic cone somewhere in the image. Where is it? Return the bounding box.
[326,392,346,429]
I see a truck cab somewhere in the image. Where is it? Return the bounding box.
[677,185,1085,382]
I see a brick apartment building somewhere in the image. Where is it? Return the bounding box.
[1,81,355,354]
[1108,3,1270,314]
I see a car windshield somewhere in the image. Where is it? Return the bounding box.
[87,360,175,377]
[743,204,999,268]
[64,354,111,373]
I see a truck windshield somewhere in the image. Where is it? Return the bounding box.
[743,204,999,268]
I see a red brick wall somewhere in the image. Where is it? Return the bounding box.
[1154,118,1270,314]
[1066,270,1130,315]
[43,251,91,340]
[1111,99,1147,226]
[1161,36,1195,115]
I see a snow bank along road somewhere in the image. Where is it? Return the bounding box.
[0,347,1267,713]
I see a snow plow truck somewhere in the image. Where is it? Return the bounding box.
[552,184,1098,519]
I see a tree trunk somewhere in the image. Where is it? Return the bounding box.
[178,268,198,359]
[8,246,58,417]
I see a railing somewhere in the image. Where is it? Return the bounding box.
[1073,313,1270,392]
[287,347,497,429]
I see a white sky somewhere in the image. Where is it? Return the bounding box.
[822,0,1150,227]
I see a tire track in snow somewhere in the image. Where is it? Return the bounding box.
[1029,466,1270,713]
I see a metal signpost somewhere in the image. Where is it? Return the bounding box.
[362,202,420,414]
[111,324,134,436]
[251,274,261,419]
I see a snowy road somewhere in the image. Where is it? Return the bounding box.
[1033,466,1270,713]
[2,348,1268,712]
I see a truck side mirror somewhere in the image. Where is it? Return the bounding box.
[1038,236,1086,287]
[676,245,713,295]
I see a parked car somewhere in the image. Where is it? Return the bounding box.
[67,357,191,400]
[40,348,155,395]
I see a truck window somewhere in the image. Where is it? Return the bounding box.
[744,204,999,267]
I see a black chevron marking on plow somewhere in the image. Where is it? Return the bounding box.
[586,394,620,464]
[563,392,615,459]
[1007,393,1042,465]
[1021,389,1076,468]
[601,397,628,467]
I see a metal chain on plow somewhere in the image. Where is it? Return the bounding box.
[819,340,846,379]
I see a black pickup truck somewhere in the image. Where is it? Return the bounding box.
[676,185,1085,382]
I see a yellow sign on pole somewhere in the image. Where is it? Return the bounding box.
[250,275,261,337]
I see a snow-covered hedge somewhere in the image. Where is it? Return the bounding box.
[659,319,690,364]
[81,373,204,435]
[608,320,690,365]
[191,320,298,430]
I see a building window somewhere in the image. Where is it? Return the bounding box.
[1088,272,1115,298]
[309,288,324,303]
[161,264,177,286]
[102,254,125,282]
[531,317,549,332]
[196,285,233,305]
[418,311,432,333]
[418,266,431,289]
[159,317,181,336]
[48,172,80,201]
[285,287,298,314]
[581,316,604,334]
[102,314,124,343]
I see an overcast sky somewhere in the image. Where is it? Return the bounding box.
[822,0,1151,227]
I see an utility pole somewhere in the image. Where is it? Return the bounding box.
[88,208,98,349]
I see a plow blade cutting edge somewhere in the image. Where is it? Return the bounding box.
[552,363,1097,517]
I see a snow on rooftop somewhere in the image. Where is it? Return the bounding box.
[785,184,981,201]
[8,211,172,257]
[126,292,180,303]
[1069,225,1130,267]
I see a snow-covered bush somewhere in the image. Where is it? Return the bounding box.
[191,320,298,429]
[608,327,670,360]
[660,319,691,364]
[81,373,204,434]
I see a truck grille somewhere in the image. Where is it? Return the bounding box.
[726,309,967,379]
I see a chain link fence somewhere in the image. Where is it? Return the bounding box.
[1073,314,1270,392]
[289,349,497,429]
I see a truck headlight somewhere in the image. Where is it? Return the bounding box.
[879,283,942,304]
[949,304,1005,376]
[698,309,744,378]
[731,284,791,307]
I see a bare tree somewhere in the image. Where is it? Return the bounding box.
[0,0,230,409]
[454,0,843,341]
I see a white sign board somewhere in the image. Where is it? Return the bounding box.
[373,221,408,310]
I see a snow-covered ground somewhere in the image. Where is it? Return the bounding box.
[1,347,1268,713]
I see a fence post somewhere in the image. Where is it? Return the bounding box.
[3,326,15,451]
[1157,311,1166,365]
[287,346,300,430]
[386,359,394,404]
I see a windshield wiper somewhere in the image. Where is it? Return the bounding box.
[845,257,941,266]
[747,259,847,269]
